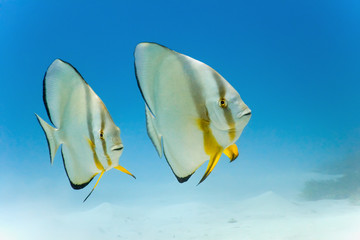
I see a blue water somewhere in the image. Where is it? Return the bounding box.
[1,1,360,239]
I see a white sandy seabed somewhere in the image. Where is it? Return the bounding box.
[1,190,360,240]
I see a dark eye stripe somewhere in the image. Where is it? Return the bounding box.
[100,106,112,166]
[211,72,236,141]
[212,71,226,98]
[85,85,104,170]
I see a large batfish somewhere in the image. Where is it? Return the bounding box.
[36,59,135,201]
[135,43,251,184]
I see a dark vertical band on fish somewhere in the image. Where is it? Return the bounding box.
[85,86,104,171]
[100,107,112,166]
[211,71,236,141]
[176,54,223,183]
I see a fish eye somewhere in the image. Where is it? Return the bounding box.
[99,130,104,139]
[218,98,228,108]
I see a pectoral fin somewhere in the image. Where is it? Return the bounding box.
[223,144,239,162]
[145,105,163,157]
[197,151,222,185]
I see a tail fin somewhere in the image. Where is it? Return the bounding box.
[35,113,60,164]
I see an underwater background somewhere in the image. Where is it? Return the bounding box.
[1,0,360,239]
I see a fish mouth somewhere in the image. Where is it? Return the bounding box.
[111,145,124,151]
[237,109,252,119]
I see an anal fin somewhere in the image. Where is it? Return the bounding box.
[162,147,193,183]
[145,105,162,157]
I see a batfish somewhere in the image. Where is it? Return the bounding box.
[135,43,251,184]
[36,59,135,201]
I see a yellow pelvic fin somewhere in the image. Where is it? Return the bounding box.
[197,151,222,185]
[114,165,136,179]
[223,144,239,162]
[83,171,105,202]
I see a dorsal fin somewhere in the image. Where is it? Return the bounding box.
[43,59,88,127]
[134,42,177,116]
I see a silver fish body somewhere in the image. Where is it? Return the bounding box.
[36,59,134,200]
[135,43,251,184]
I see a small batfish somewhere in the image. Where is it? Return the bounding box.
[135,43,251,184]
[36,59,135,201]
